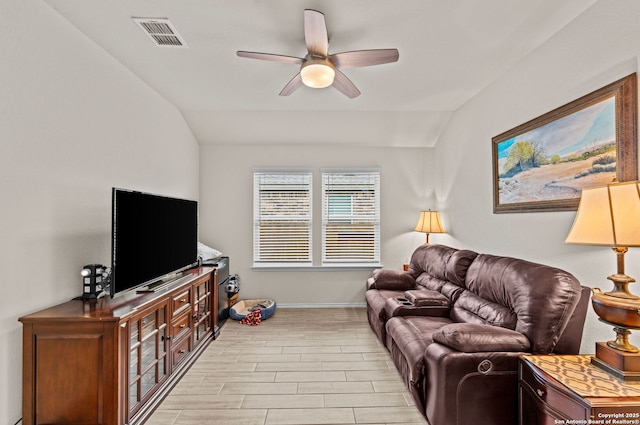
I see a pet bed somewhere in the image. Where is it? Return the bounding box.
[229,299,276,321]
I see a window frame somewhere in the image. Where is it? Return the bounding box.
[252,170,313,267]
[252,168,382,270]
[321,169,381,266]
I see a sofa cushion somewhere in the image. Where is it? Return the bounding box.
[432,323,530,352]
[439,281,465,302]
[444,249,479,285]
[414,274,450,293]
[462,254,582,353]
[450,290,517,329]
[408,244,458,281]
[404,289,449,307]
[410,245,477,294]
[369,269,415,290]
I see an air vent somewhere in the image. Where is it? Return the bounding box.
[133,18,188,48]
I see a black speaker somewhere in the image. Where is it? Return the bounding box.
[80,264,106,299]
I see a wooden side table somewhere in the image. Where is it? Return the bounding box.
[519,355,640,425]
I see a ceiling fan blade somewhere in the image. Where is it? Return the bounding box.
[237,51,304,65]
[279,73,304,96]
[304,9,329,57]
[332,70,361,99]
[330,49,399,69]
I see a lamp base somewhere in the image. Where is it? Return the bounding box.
[605,272,639,300]
[592,342,640,382]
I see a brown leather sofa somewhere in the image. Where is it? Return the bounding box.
[365,244,590,425]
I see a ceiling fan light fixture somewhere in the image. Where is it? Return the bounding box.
[300,59,335,88]
[236,9,398,98]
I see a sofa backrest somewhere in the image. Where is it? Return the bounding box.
[408,245,478,298]
[452,254,582,353]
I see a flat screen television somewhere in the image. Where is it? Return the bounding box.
[111,188,198,297]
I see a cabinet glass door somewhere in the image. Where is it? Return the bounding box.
[193,278,212,346]
[128,300,169,417]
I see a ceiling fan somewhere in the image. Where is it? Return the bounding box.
[236,9,399,99]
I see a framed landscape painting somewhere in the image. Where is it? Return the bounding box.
[492,73,637,213]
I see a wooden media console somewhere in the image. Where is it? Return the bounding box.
[20,266,218,425]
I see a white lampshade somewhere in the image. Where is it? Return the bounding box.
[414,210,445,234]
[300,60,335,88]
[565,181,640,247]
[414,210,445,244]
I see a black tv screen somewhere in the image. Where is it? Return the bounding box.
[111,188,198,297]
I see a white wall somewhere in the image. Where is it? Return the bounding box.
[199,144,436,306]
[0,1,199,423]
[433,0,640,353]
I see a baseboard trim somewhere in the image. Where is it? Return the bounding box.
[277,303,366,309]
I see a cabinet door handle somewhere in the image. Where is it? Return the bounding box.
[180,324,186,329]
[536,388,545,398]
[180,299,187,303]
[179,349,186,354]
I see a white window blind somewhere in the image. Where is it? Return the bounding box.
[322,171,380,264]
[253,172,313,264]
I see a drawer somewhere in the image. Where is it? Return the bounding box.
[172,288,191,315]
[520,360,588,421]
[520,378,574,424]
[171,335,191,367]
[171,310,191,342]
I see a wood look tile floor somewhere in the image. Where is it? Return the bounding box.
[147,307,428,425]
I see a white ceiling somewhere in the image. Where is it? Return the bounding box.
[43,0,597,147]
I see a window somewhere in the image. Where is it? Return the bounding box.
[322,171,380,265]
[253,171,312,265]
[253,169,381,268]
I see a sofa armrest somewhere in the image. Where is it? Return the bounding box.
[432,323,530,352]
[384,297,450,319]
[404,289,449,307]
[422,344,525,425]
[366,277,376,290]
[368,269,415,290]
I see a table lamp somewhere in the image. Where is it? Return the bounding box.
[414,210,445,244]
[565,180,640,380]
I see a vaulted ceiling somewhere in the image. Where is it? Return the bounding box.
[44,0,597,147]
